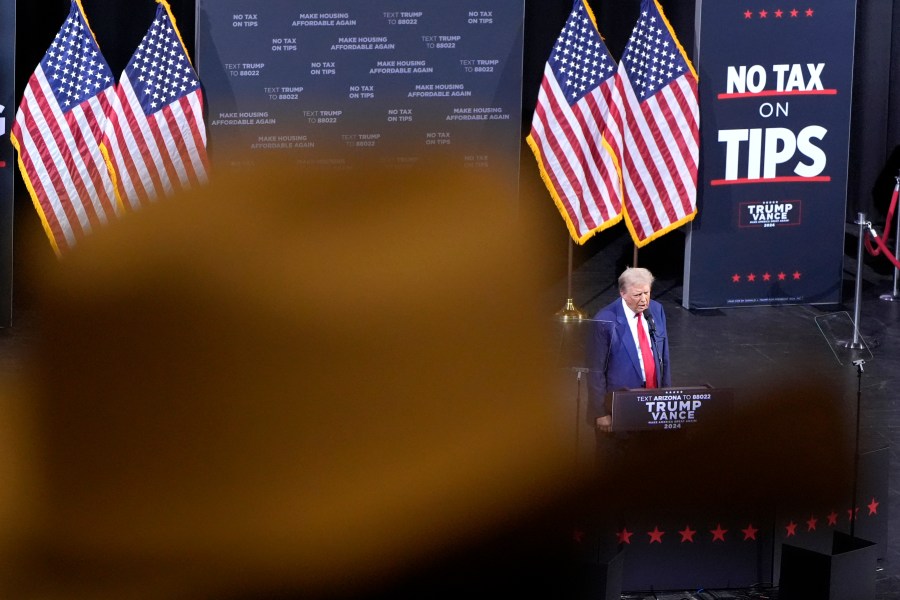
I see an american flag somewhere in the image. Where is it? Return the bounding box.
[608,0,699,247]
[11,0,119,255]
[526,0,623,245]
[102,2,209,211]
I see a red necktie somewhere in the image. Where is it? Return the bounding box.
[636,312,657,388]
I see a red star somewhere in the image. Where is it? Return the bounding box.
[744,9,753,18]
[572,529,585,543]
[775,9,784,17]
[648,526,665,544]
[747,273,757,282]
[711,524,728,542]
[827,511,839,526]
[617,527,634,544]
[741,524,758,541]
[847,507,860,521]
[868,498,880,516]
[806,8,814,17]
[778,272,787,280]
[679,525,697,543]
[792,271,801,280]
[790,8,799,17]
[759,9,768,17]
[806,515,818,531]
[785,521,798,537]
[763,272,772,281]
[732,273,741,283]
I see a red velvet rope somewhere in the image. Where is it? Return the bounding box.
[866,226,900,270]
[864,180,899,269]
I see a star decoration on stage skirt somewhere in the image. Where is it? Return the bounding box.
[571,497,881,546]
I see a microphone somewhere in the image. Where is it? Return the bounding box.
[644,311,657,337]
[644,310,663,385]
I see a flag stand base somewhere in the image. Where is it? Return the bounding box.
[555,298,588,322]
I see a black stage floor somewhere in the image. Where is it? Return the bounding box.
[548,227,900,599]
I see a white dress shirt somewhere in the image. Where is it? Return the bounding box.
[621,297,653,384]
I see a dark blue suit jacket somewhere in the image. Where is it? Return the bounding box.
[586,298,671,423]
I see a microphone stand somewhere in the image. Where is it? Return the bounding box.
[572,366,590,467]
[850,358,865,539]
[646,313,664,386]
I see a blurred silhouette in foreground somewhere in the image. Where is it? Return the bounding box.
[0,162,854,598]
[15,162,581,599]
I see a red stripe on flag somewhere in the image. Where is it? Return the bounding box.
[578,92,621,217]
[172,93,209,188]
[86,90,119,219]
[158,100,199,191]
[639,97,689,223]
[115,81,162,205]
[656,79,699,216]
[533,98,588,225]
[541,77,622,232]
[612,77,659,240]
[185,91,211,177]
[554,102,606,230]
[27,82,93,241]
[107,90,155,208]
[143,109,184,197]
[63,107,112,230]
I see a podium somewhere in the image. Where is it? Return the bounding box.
[602,385,767,592]
[610,386,734,433]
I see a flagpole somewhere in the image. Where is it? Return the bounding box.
[555,237,587,322]
[632,244,639,268]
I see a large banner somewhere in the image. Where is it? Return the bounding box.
[683,0,856,309]
[196,1,524,188]
[0,0,13,327]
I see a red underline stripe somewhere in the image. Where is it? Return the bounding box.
[711,175,831,186]
[717,89,838,99]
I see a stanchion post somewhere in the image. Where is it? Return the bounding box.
[848,213,868,349]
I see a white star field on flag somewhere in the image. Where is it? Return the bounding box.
[621,9,687,99]
[42,12,114,109]
[125,13,200,115]
[550,4,615,104]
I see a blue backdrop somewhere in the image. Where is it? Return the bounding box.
[196,0,525,193]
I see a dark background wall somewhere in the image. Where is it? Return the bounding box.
[12,0,900,286]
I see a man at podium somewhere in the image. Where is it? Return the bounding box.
[587,267,671,436]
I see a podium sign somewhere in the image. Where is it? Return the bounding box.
[611,387,733,432]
